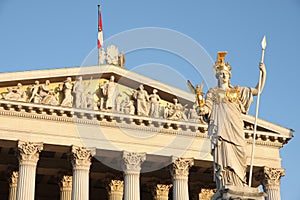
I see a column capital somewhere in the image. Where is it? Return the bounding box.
[71,146,93,169]
[9,171,19,188]
[60,175,72,190]
[263,167,285,187]
[122,151,146,173]
[170,157,194,177]
[108,179,124,194]
[153,184,172,200]
[199,188,215,200]
[17,141,43,164]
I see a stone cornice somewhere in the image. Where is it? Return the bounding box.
[0,99,292,147]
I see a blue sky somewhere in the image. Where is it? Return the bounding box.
[0,0,299,198]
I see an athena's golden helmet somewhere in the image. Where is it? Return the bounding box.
[213,51,232,78]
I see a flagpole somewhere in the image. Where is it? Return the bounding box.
[248,36,266,187]
[97,4,100,66]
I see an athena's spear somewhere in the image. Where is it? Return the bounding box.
[248,36,267,187]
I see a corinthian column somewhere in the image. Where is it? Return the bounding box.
[16,141,43,200]
[153,184,172,200]
[60,175,72,200]
[108,180,124,200]
[262,167,285,200]
[170,157,194,200]
[122,151,146,200]
[8,171,18,200]
[71,146,94,200]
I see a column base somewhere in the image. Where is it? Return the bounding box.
[211,185,266,200]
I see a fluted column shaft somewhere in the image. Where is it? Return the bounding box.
[16,141,43,200]
[170,158,194,200]
[124,171,140,200]
[60,175,72,200]
[173,175,188,200]
[262,167,285,200]
[122,151,146,200]
[108,180,124,200]
[71,146,94,200]
[8,171,18,200]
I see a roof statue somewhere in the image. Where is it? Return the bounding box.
[106,45,119,65]
[188,51,267,199]
[98,45,126,68]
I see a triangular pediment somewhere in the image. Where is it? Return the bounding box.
[0,65,194,105]
[0,65,293,140]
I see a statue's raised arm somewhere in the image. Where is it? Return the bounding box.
[251,62,267,96]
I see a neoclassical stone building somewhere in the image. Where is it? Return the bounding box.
[0,64,293,200]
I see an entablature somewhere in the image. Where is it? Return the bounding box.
[0,99,292,148]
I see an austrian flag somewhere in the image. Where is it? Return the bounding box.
[97,6,103,49]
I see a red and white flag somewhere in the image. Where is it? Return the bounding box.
[97,5,103,49]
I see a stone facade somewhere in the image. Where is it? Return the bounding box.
[0,65,293,199]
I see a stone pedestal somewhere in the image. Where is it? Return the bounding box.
[211,185,265,200]
[8,171,18,200]
[262,167,285,200]
[122,151,146,200]
[16,141,43,200]
[71,146,94,200]
[60,175,72,200]
[108,180,124,200]
[170,158,194,200]
[153,184,172,200]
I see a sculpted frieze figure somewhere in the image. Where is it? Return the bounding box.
[86,91,95,109]
[196,52,266,193]
[125,98,135,115]
[102,76,119,110]
[163,103,171,119]
[148,89,161,118]
[39,80,51,99]
[29,81,41,103]
[167,98,188,121]
[97,81,106,110]
[72,76,91,109]
[188,103,199,122]
[60,77,73,107]
[133,85,149,116]
[37,80,59,105]
[4,83,27,102]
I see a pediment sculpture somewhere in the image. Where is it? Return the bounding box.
[0,75,202,123]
